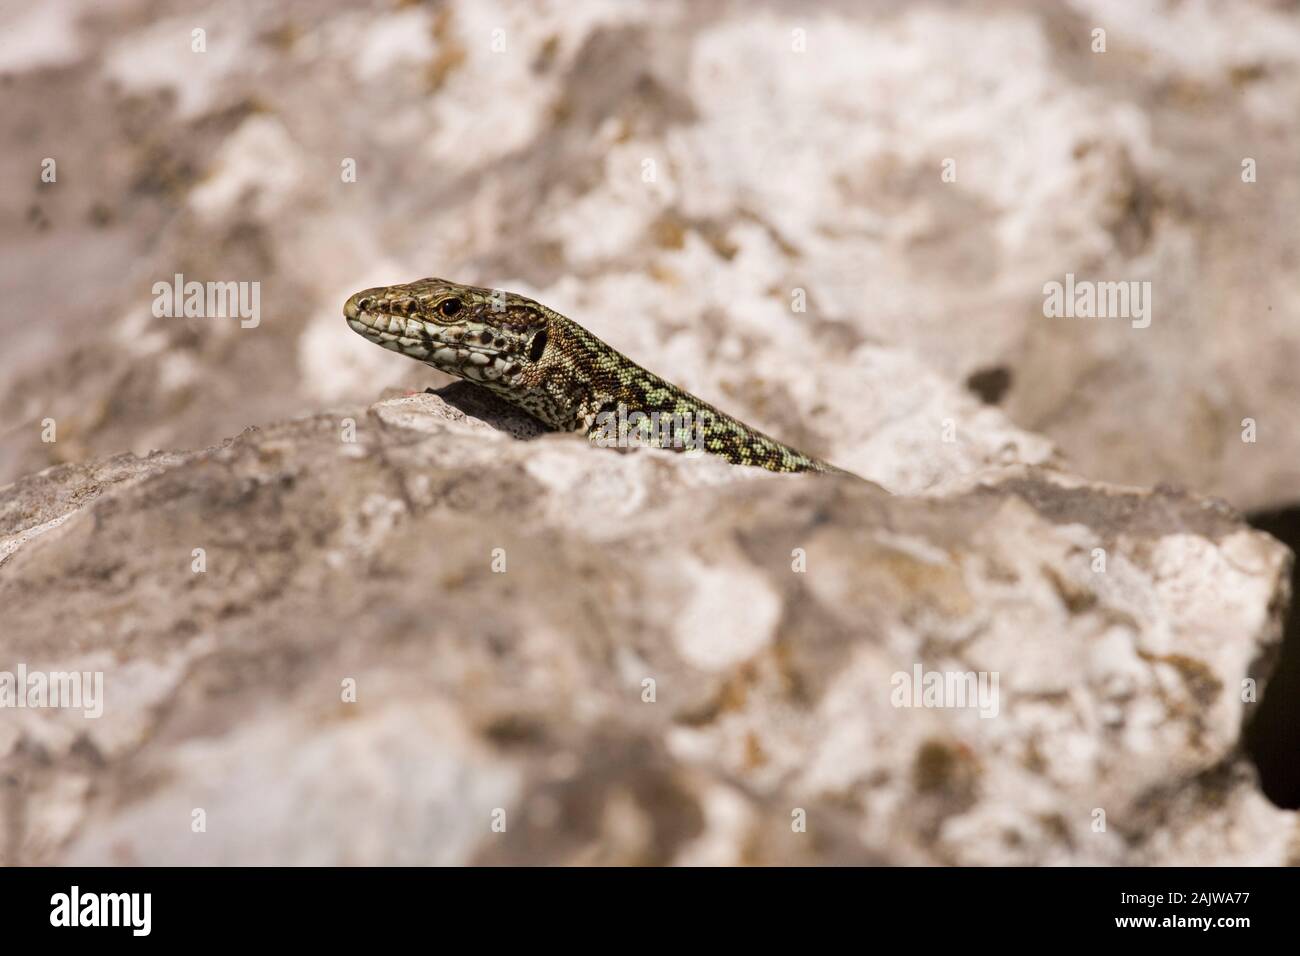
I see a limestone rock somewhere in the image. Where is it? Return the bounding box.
[1,392,1291,865]
[5,1,1299,512]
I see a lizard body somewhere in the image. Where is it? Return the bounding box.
[344,278,847,475]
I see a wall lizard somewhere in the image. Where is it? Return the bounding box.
[345,278,849,475]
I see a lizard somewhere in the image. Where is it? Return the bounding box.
[344,277,850,475]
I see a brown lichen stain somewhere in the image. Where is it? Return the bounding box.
[649,212,687,250]
[1042,563,1099,614]
[1142,651,1224,707]
[913,738,977,798]
[646,261,681,286]
[532,34,561,73]
[425,8,466,94]
[880,550,973,618]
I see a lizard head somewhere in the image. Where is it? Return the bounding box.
[344,278,551,386]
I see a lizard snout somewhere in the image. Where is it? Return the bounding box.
[344,289,381,322]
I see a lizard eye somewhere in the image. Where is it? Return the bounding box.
[439,297,462,318]
[528,329,548,362]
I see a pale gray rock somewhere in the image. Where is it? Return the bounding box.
[0,392,1291,865]
[4,0,1299,513]
[1,0,1296,867]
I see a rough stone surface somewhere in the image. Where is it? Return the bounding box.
[1,392,1291,865]
[2,0,1297,866]
[4,1,1300,510]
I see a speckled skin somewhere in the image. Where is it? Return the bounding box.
[344,278,845,474]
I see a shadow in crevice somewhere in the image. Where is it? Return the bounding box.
[1244,504,1300,808]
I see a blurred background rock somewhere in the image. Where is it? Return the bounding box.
[3,0,1298,507]
[2,0,1299,864]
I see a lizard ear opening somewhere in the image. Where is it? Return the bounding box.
[528,329,548,362]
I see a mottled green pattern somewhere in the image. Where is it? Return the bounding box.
[344,278,845,474]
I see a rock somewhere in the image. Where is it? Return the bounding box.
[2,0,1296,866]
[0,391,1291,865]
[4,1,1299,514]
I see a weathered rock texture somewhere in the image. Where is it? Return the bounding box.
[2,0,1297,866]
[4,0,1300,510]
[1,391,1292,865]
